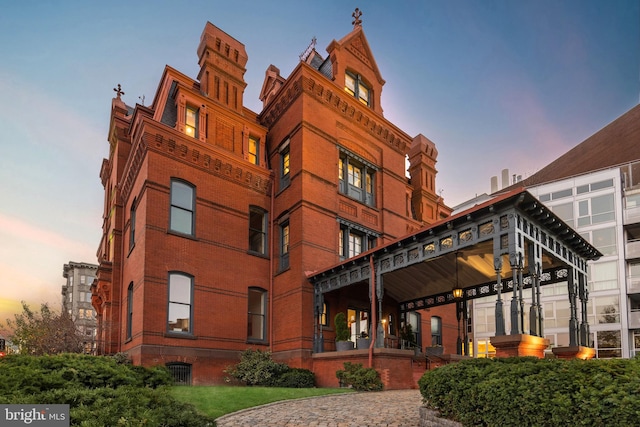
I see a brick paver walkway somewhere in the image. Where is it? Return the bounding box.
[215,389,458,427]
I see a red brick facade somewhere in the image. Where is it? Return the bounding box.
[93,20,453,387]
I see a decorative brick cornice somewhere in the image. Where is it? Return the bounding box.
[259,76,304,128]
[309,77,407,153]
[260,73,409,153]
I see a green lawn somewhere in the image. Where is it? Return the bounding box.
[170,386,353,419]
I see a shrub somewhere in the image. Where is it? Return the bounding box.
[273,368,316,388]
[419,357,640,426]
[0,354,213,426]
[336,362,383,391]
[226,348,315,388]
[226,349,289,386]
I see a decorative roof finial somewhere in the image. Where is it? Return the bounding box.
[113,84,125,99]
[352,8,363,28]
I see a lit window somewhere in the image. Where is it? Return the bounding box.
[248,288,267,341]
[185,106,198,137]
[344,72,370,106]
[249,207,268,255]
[280,146,290,189]
[339,221,376,260]
[170,180,195,236]
[338,150,376,207]
[248,136,259,165]
[280,222,290,271]
[320,302,329,326]
[168,273,192,334]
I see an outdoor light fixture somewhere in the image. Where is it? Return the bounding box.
[453,252,464,355]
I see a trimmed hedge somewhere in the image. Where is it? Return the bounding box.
[418,357,640,426]
[0,354,214,426]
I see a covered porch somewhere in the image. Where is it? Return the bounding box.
[307,188,602,389]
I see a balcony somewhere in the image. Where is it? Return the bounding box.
[629,309,640,329]
[629,275,640,294]
[624,205,640,225]
[627,240,640,260]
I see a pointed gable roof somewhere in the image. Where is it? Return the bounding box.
[326,21,386,115]
[331,25,385,86]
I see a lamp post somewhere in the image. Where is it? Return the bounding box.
[453,286,463,355]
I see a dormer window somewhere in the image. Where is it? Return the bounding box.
[345,72,370,106]
[185,106,198,138]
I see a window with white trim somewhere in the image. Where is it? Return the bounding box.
[577,193,615,227]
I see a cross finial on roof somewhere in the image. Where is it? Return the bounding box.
[113,84,125,99]
[352,8,363,28]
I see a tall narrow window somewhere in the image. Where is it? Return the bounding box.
[248,136,259,165]
[320,302,329,326]
[129,198,136,251]
[170,180,195,236]
[126,283,133,340]
[185,106,198,138]
[281,147,290,189]
[249,207,268,255]
[431,316,442,346]
[280,222,290,270]
[247,287,267,342]
[167,273,193,334]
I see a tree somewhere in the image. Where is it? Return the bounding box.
[4,301,83,355]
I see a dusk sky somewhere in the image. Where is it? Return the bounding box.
[1,1,638,325]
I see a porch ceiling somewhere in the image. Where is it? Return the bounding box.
[308,188,601,307]
[379,240,561,304]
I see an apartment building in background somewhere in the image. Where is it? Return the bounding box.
[459,104,640,358]
[62,261,98,354]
